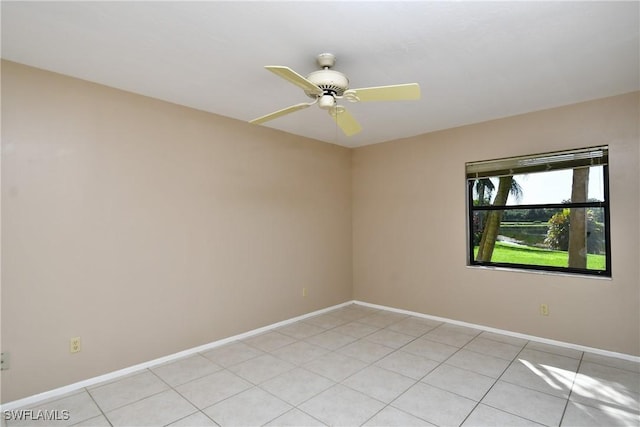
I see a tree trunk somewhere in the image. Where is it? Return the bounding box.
[476,176,513,262]
[568,167,589,268]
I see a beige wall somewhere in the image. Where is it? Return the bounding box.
[2,60,638,404]
[353,92,640,356]
[1,61,353,402]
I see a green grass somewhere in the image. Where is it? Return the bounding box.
[474,241,606,270]
[500,222,548,228]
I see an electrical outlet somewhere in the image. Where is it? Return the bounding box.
[540,304,549,316]
[70,337,81,353]
[1,352,9,370]
[302,287,307,297]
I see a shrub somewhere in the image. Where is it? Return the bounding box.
[545,209,571,250]
[545,209,605,254]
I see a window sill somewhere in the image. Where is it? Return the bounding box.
[466,264,612,280]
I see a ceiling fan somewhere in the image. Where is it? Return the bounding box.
[250,53,421,136]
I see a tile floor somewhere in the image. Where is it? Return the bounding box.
[4,304,639,426]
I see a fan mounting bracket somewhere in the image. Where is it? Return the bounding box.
[316,53,336,69]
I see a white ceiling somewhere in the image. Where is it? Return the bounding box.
[2,1,638,148]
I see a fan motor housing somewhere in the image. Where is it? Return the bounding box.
[305,69,349,97]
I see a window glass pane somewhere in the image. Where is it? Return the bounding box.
[471,166,605,206]
[472,207,607,272]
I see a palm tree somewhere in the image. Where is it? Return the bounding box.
[474,179,495,206]
[475,176,523,262]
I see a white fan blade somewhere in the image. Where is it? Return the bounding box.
[329,107,362,136]
[344,83,420,102]
[265,66,323,96]
[250,103,311,125]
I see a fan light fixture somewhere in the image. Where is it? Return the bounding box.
[318,94,336,110]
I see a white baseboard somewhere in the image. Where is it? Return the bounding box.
[354,300,640,363]
[0,300,353,411]
[2,299,638,411]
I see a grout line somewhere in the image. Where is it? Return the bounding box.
[558,352,584,427]
[89,371,171,414]
[362,333,466,426]
[84,388,114,427]
[143,366,208,420]
[457,343,562,427]
[493,356,581,401]
[165,372,222,426]
[457,343,528,426]
[166,410,219,427]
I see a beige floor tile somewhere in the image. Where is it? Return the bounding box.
[516,348,581,372]
[391,382,477,426]
[271,341,329,365]
[386,316,441,337]
[481,381,567,426]
[524,341,583,359]
[464,336,524,360]
[423,325,477,347]
[200,341,263,367]
[277,321,326,340]
[578,361,640,393]
[501,357,576,398]
[401,337,459,362]
[363,406,435,426]
[151,354,222,387]
[365,329,415,348]
[242,331,297,352]
[70,415,112,427]
[260,367,335,406]
[303,351,368,382]
[445,349,511,378]
[331,306,374,322]
[461,403,544,426]
[203,386,291,426]
[299,384,386,426]
[227,353,294,384]
[422,364,496,401]
[561,401,640,427]
[435,323,482,337]
[8,391,101,427]
[304,330,358,350]
[88,371,169,412]
[342,365,416,403]
[571,361,640,410]
[358,312,407,328]
[332,321,380,339]
[104,389,196,427]
[166,411,217,426]
[174,370,252,409]
[336,339,395,363]
[375,350,440,380]
[582,352,640,373]
[304,313,348,329]
[265,408,327,426]
[477,331,529,347]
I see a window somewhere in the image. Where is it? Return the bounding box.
[466,146,611,277]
